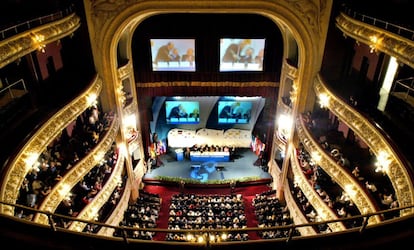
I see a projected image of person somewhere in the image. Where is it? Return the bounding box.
[239,47,254,64]
[168,104,188,119]
[154,41,175,63]
[189,108,199,120]
[169,48,181,62]
[255,48,264,69]
[219,102,242,119]
[181,48,195,65]
[221,39,251,63]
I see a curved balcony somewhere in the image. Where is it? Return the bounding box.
[290,147,346,232]
[314,76,414,216]
[335,12,414,69]
[69,154,125,232]
[0,77,103,216]
[0,13,80,68]
[34,115,119,224]
[296,115,381,224]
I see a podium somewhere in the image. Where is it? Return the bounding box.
[175,149,184,161]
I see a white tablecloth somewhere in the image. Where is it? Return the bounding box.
[167,128,251,148]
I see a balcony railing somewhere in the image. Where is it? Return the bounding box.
[0,5,74,41]
[1,199,413,247]
[342,6,414,41]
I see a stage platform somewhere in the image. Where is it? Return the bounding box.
[143,148,272,184]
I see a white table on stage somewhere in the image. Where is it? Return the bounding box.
[167,128,252,148]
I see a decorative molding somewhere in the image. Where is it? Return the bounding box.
[290,147,346,231]
[296,116,382,224]
[282,60,299,80]
[0,77,102,216]
[34,117,119,224]
[286,0,329,36]
[284,180,318,236]
[314,76,414,216]
[0,13,80,68]
[98,173,131,236]
[336,12,414,68]
[69,154,125,232]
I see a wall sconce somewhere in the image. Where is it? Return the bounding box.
[374,151,391,174]
[318,93,330,108]
[86,93,98,107]
[369,35,382,54]
[32,33,46,53]
[277,114,293,140]
[24,152,40,171]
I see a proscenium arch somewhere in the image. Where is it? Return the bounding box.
[87,0,331,176]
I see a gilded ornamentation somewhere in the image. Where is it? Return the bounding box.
[336,13,414,68]
[69,155,125,231]
[290,148,346,231]
[0,14,80,68]
[0,77,103,216]
[314,77,414,215]
[286,0,328,35]
[284,182,318,236]
[34,117,119,224]
[296,116,382,224]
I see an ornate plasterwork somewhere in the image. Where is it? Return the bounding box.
[286,0,328,36]
[282,60,299,80]
[336,12,414,68]
[284,181,318,236]
[314,77,414,216]
[0,77,102,216]
[69,154,125,232]
[296,116,381,224]
[34,117,119,224]
[290,148,346,231]
[0,13,80,68]
[98,174,131,236]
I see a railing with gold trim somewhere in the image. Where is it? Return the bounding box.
[69,152,125,232]
[284,179,318,236]
[34,116,119,224]
[0,76,102,215]
[98,171,131,236]
[290,147,346,232]
[0,13,81,69]
[314,76,414,216]
[296,116,381,224]
[335,12,414,69]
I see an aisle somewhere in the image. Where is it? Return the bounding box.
[143,183,272,241]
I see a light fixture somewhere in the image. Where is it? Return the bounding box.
[318,93,330,108]
[374,151,391,174]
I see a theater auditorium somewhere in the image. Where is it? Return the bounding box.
[0,0,413,249]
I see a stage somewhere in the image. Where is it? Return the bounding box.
[143,148,272,184]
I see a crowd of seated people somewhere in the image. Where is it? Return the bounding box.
[297,145,363,228]
[184,144,236,160]
[252,190,299,239]
[15,105,114,220]
[166,193,248,242]
[114,190,161,240]
[301,110,399,218]
[290,181,331,233]
[53,143,118,228]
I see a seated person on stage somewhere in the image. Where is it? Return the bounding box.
[219,102,242,119]
[168,104,188,119]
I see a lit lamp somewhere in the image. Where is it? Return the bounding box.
[374,151,391,174]
[318,93,330,109]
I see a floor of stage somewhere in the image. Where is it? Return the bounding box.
[143,148,272,182]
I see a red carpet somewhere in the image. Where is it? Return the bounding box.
[143,183,271,241]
